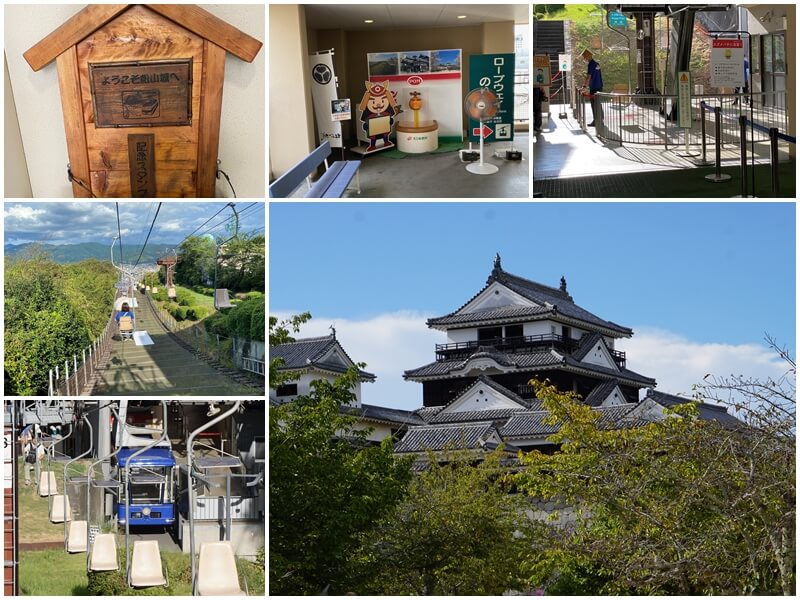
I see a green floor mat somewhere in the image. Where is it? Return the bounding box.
[382,139,465,159]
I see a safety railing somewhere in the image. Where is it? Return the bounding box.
[736,114,796,198]
[147,292,265,378]
[48,312,117,397]
[588,90,787,149]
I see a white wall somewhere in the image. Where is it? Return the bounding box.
[4,53,32,197]
[4,4,264,198]
[269,371,363,405]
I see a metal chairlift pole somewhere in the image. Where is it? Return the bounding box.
[187,401,241,594]
[46,417,75,515]
[86,402,122,572]
[124,400,169,587]
[63,403,103,551]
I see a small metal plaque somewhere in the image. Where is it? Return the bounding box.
[128,134,156,197]
[90,59,192,128]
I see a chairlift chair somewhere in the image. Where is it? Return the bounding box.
[130,540,168,588]
[195,541,246,596]
[119,316,134,341]
[89,533,119,572]
[167,286,177,299]
[214,288,233,310]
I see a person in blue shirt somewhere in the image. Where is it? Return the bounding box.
[581,49,604,126]
[115,302,135,327]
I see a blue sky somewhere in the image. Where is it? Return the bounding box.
[4,202,265,246]
[270,202,796,409]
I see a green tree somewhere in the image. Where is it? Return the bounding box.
[515,367,795,595]
[356,448,543,595]
[268,312,311,389]
[269,367,412,594]
[175,235,216,287]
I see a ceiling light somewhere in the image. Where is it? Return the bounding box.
[457,15,467,19]
[364,19,374,24]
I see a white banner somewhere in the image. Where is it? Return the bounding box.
[309,51,343,148]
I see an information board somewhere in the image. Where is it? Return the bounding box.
[677,71,692,129]
[711,38,745,87]
[533,54,550,87]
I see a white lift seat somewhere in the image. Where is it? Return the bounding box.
[49,494,71,523]
[38,471,58,496]
[196,541,245,596]
[89,534,119,571]
[214,289,233,309]
[67,520,88,553]
[130,540,166,587]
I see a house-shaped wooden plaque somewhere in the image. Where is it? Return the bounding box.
[24,4,262,198]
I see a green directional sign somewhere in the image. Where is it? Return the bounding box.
[468,53,515,143]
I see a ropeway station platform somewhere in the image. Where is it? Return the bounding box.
[533,103,795,197]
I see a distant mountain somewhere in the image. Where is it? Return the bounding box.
[4,242,178,264]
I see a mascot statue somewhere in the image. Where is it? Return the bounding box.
[358,80,398,152]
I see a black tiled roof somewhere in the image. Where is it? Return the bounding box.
[413,406,444,423]
[404,347,562,379]
[341,403,426,426]
[431,407,523,424]
[427,305,552,326]
[645,389,744,427]
[501,404,641,438]
[582,379,621,407]
[394,422,497,453]
[428,264,632,336]
[404,346,653,388]
[562,355,656,387]
[270,335,375,380]
[572,332,605,362]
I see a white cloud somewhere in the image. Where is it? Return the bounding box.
[4,205,45,220]
[272,313,789,412]
[272,311,443,410]
[618,327,789,398]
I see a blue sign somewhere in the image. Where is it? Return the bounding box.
[609,11,627,27]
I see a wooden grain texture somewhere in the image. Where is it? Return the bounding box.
[90,60,192,127]
[146,4,262,62]
[76,5,203,64]
[56,47,92,198]
[196,40,225,198]
[24,4,128,71]
[127,134,156,197]
[87,130,197,172]
[91,168,195,198]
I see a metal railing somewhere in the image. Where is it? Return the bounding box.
[48,312,117,396]
[573,88,788,150]
[148,294,265,378]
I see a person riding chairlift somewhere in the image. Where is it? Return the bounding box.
[116,302,135,338]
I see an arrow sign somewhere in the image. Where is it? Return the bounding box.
[472,124,493,139]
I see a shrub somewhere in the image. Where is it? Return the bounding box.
[189,306,211,321]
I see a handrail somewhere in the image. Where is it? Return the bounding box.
[188,401,241,595]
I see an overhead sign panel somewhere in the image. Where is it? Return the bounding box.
[609,11,627,27]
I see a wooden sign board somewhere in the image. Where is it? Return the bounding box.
[90,59,192,127]
[24,4,262,198]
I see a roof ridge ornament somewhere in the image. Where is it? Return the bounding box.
[560,275,568,293]
[488,252,503,284]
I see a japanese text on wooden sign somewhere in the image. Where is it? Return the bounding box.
[711,38,745,88]
[128,134,156,197]
[469,53,515,143]
[90,59,192,128]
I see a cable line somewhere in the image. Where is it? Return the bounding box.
[132,202,163,269]
[115,202,124,267]
[181,204,232,243]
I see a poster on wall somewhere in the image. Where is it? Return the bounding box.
[533,54,550,86]
[309,50,342,148]
[331,98,351,122]
[364,48,462,141]
[468,53,516,143]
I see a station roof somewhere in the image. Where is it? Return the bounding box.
[118,447,176,468]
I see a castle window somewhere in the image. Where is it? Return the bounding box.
[478,327,502,342]
[504,324,523,339]
[276,384,298,397]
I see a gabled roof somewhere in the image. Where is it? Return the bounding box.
[501,404,643,439]
[394,422,500,453]
[404,346,655,388]
[341,403,426,427]
[427,257,632,337]
[572,332,605,362]
[645,389,744,428]
[270,335,376,381]
[582,379,622,407]
[24,4,262,72]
